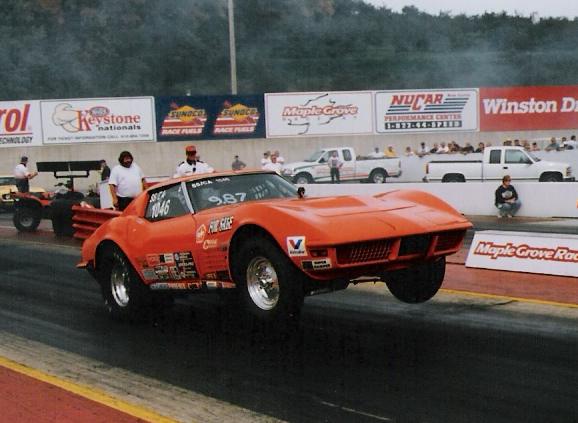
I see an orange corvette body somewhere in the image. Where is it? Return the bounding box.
[78,170,471,321]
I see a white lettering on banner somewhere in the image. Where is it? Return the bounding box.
[482,98,558,114]
[466,230,578,277]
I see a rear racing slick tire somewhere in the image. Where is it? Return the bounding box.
[384,257,446,304]
[98,246,152,321]
[233,236,305,322]
[13,206,42,232]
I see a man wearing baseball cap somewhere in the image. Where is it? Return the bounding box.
[174,145,214,177]
[13,156,38,193]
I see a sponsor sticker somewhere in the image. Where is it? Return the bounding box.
[303,258,332,270]
[203,239,218,250]
[196,224,207,243]
[287,236,307,257]
[208,216,234,234]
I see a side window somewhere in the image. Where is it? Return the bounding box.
[342,149,352,161]
[145,184,189,222]
[505,150,531,164]
[489,150,501,164]
[319,152,329,163]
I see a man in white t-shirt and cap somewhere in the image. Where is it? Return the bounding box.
[174,145,214,177]
[13,156,38,193]
[262,152,283,174]
[108,151,145,211]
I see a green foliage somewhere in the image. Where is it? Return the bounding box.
[1,0,578,100]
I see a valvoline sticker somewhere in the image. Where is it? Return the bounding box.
[287,236,307,257]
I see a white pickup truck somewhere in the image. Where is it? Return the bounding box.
[425,146,574,182]
[281,147,402,184]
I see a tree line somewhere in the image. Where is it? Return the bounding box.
[2,0,578,101]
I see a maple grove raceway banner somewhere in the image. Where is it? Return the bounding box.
[466,230,578,277]
[265,91,373,138]
[41,97,156,144]
[375,89,479,133]
[479,85,578,131]
[0,100,43,147]
[155,95,265,141]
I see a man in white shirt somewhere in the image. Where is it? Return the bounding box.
[327,151,342,183]
[273,150,285,165]
[13,156,38,193]
[368,147,385,158]
[174,145,214,177]
[262,153,283,174]
[109,151,145,211]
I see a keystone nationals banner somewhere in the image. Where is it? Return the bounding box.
[155,95,265,141]
[265,91,373,138]
[466,230,578,277]
[0,100,43,148]
[480,85,578,131]
[375,89,478,133]
[41,97,156,144]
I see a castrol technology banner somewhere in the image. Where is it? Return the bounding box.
[0,100,43,147]
[265,91,373,137]
[375,89,478,133]
[41,97,155,144]
[480,85,578,131]
[466,230,578,277]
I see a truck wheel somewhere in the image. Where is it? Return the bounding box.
[369,169,387,183]
[98,247,151,321]
[384,257,445,303]
[540,173,562,182]
[442,174,465,183]
[294,173,313,184]
[232,236,304,322]
[13,207,42,232]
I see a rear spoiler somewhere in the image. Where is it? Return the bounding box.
[72,204,121,240]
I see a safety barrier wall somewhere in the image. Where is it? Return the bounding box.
[302,182,578,218]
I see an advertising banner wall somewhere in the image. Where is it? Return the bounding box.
[41,97,155,144]
[265,91,373,138]
[155,95,265,141]
[466,230,578,277]
[375,89,479,133]
[0,100,43,148]
[479,85,578,131]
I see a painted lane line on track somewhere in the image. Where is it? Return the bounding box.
[316,398,392,422]
[0,355,178,423]
[441,288,578,309]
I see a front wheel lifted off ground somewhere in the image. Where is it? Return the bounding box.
[384,257,446,303]
[98,246,152,321]
[233,236,305,322]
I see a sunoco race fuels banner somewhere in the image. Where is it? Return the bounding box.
[0,100,43,148]
[466,230,578,277]
[265,91,373,138]
[479,85,578,131]
[41,97,156,144]
[155,95,265,141]
[375,89,478,133]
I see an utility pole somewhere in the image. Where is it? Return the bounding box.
[228,0,238,94]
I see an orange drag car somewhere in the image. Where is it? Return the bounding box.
[77,170,471,321]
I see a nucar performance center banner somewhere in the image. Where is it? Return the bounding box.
[41,97,156,144]
[155,95,265,141]
[480,85,578,131]
[0,100,43,148]
[466,230,578,277]
[375,89,479,133]
[265,91,373,138]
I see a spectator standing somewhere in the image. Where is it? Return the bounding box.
[175,145,214,177]
[461,143,475,154]
[231,155,246,171]
[262,153,283,174]
[495,175,521,218]
[436,142,449,154]
[99,159,111,181]
[13,156,38,193]
[261,151,271,167]
[544,137,559,152]
[273,150,285,165]
[368,147,385,158]
[531,142,540,151]
[327,151,342,184]
[474,142,485,153]
[416,142,429,157]
[429,143,439,154]
[109,151,145,211]
[404,146,415,156]
[563,135,577,150]
[384,145,397,158]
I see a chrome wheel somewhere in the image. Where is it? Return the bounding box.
[110,262,130,307]
[246,256,280,310]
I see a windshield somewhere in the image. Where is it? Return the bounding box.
[187,173,298,212]
[305,150,324,162]
[0,177,16,185]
